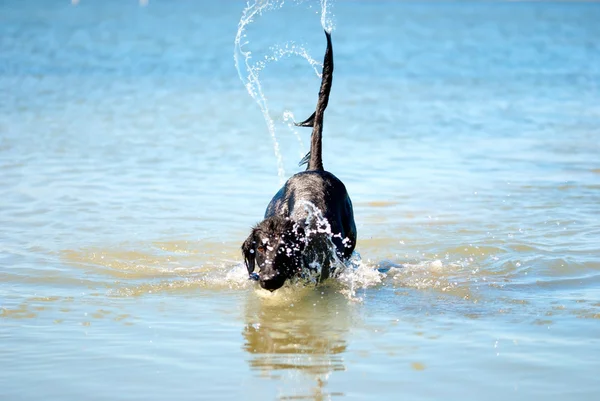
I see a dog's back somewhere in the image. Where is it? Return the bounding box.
[265,169,356,260]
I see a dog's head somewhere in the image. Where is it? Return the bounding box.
[242,216,306,291]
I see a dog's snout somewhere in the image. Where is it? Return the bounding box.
[259,272,285,292]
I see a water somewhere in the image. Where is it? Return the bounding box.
[1,0,600,400]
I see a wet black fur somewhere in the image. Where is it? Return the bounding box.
[242,31,357,291]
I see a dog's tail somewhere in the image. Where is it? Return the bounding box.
[295,30,333,171]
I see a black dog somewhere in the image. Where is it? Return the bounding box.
[242,31,357,292]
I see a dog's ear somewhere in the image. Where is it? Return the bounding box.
[241,232,256,275]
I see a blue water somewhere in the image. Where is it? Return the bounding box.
[1,1,600,400]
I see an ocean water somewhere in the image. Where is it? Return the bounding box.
[1,0,600,400]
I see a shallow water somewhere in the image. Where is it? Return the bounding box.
[1,1,600,400]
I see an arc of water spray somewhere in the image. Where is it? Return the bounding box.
[234,1,284,182]
[234,0,334,184]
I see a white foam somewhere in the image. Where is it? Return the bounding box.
[335,254,385,301]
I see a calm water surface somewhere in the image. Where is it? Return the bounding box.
[1,1,600,400]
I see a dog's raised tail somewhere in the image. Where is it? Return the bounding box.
[295,30,333,171]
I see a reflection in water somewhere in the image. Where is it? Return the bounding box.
[243,286,352,399]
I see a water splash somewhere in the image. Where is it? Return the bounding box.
[320,0,335,33]
[233,0,335,184]
[336,254,384,301]
[292,200,386,301]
